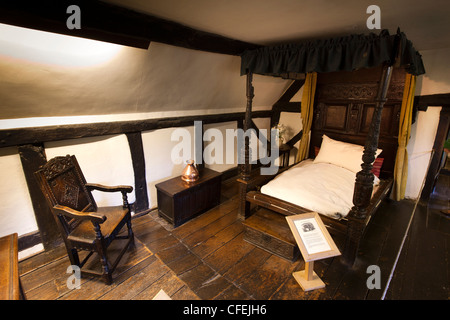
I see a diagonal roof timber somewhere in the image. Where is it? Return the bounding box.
[0,0,260,55]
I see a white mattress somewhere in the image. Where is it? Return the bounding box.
[260,159,379,220]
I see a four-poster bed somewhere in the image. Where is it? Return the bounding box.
[238,29,425,265]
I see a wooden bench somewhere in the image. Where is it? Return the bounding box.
[0,233,25,300]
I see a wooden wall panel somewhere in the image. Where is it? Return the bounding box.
[323,105,348,130]
[311,66,406,178]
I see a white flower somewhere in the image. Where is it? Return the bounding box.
[272,124,287,139]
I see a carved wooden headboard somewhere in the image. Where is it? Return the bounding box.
[310,65,407,179]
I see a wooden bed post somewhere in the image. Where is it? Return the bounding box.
[238,71,254,220]
[343,64,394,265]
[243,71,254,181]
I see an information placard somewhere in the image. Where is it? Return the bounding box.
[286,212,341,292]
[286,212,340,262]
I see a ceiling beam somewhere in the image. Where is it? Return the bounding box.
[414,93,450,110]
[0,0,260,55]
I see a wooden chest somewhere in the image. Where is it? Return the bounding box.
[155,168,222,227]
[0,233,21,300]
[243,208,300,262]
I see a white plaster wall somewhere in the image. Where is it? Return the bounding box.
[45,135,136,207]
[253,118,271,133]
[142,126,195,208]
[0,148,44,259]
[404,47,450,199]
[0,23,289,120]
[405,108,442,199]
[416,48,450,96]
[279,111,303,164]
[0,148,38,238]
[203,121,238,173]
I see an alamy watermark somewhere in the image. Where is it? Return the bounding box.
[66,5,381,32]
[171,121,280,176]
[67,265,81,290]
[66,5,81,30]
[367,5,381,30]
[366,265,381,289]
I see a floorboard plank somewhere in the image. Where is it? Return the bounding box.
[99,258,169,300]
[203,233,255,275]
[166,251,203,276]
[222,247,271,285]
[181,209,238,248]
[171,285,201,300]
[236,255,299,300]
[190,219,243,259]
[61,254,158,300]
[177,262,231,300]
[133,271,187,300]
[171,198,239,240]
[21,255,69,297]
[213,283,252,300]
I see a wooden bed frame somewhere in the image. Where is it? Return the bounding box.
[238,65,407,266]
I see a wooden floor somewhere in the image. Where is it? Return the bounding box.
[384,168,449,300]
[19,171,449,301]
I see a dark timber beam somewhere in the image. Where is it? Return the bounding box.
[0,111,272,148]
[273,80,305,105]
[126,132,149,214]
[414,93,450,110]
[18,144,61,251]
[285,130,303,148]
[271,80,304,127]
[0,0,260,55]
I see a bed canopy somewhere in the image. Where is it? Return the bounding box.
[238,29,425,265]
[240,29,425,77]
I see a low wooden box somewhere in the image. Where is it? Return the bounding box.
[155,168,222,227]
[0,233,21,300]
[243,208,300,262]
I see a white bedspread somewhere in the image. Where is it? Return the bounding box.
[260,159,379,219]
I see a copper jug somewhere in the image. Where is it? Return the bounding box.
[181,160,199,182]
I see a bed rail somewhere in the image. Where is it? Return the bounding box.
[246,191,310,216]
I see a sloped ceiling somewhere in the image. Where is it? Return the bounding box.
[104,0,450,51]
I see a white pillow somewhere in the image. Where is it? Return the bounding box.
[314,135,382,173]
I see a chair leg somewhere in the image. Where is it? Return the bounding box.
[127,219,135,246]
[93,223,113,284]
[96,238,112,283]
[67,247,81,267]
[103,272,113,285]
[89,219,135,285]
[98,251,113,285]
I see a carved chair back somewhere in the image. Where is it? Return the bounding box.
[35,155,97,236]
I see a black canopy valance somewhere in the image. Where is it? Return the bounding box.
[240,29,425,78]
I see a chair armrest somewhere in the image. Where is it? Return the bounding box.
[85,183,133,208]
[53,204,106,224]
[85,183,133,193]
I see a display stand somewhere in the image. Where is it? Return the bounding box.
[286,212,341,291]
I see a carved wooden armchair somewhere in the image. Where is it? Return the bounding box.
[34,155,134,285]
